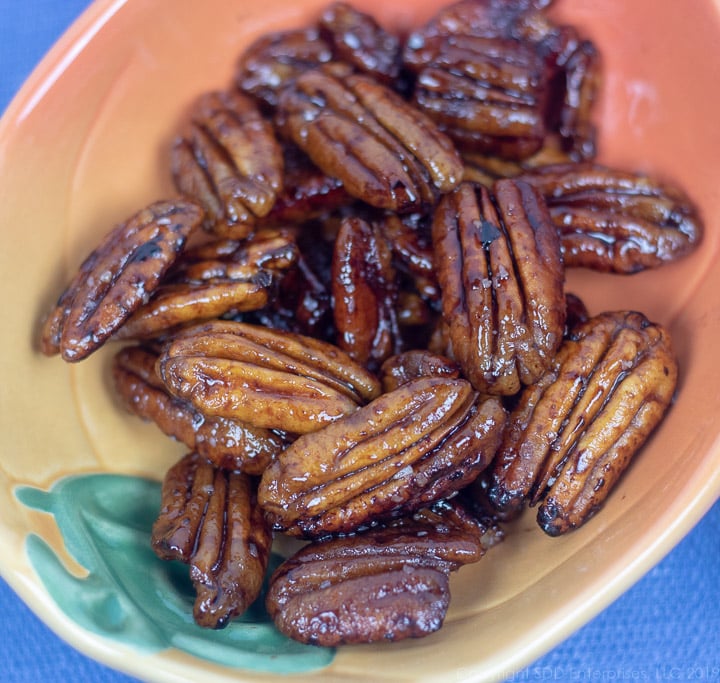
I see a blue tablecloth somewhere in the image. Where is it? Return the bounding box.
[1,2,718,681]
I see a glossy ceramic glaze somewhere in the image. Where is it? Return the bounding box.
[0,1,719,681]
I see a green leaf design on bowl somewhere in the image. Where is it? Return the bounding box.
[15,473,334,673]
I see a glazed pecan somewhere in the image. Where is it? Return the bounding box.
[487,311,678,535]
[276,65,463,213]
[236,28,334,109]
[319,2,401,84]
[332,216,400,368]
[157,320,381,434]
[172,90,283,238]
[266,498,489,645]
[380,350,460,393]
[152,453,272,628]
[114,263,273,341]
[258,376,506,538]
[432,179,565,395]
[517,163,703,273]
[40,199,203,362]
[403,0,599,160]
[112,346,284,474]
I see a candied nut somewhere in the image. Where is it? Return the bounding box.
[258,376,506,538]
[319,2,401,84]
[112,346,284,474]
[403,0,599,160]
[40,199,203,362]
[276,65,463,213]
[266,498,488,645]
[152,453,272,628]
[432,179,565,395]
[172,90,283,238]
[236,28,334,109]
[157,320,381,434]
[517,163,703,273]
[487,311,678,535]
[114,263,273,341]
[332,216,400,368]
[380,350,460,392]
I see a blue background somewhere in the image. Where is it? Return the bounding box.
[1,1,718,681]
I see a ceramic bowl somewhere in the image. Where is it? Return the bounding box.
[1,0,719,681]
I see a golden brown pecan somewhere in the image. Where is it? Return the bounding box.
[487,311,678,535]
[236,28,334,109]
[152,453,272,628]
[266,498,488,645]
[432,179,565,395]
[157,320,381,434]
[276,65,463,213]
[114,263,273,341]
[380,350,460,393]
[319,2,401,84]
[171,90,283,238]
[40,199,203,362]
[517,163,703,273]
[258,376,506,538]
[403,0,599,160]
[331,216,400,369]
[112,346,284,474]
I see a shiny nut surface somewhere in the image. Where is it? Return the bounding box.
[488,310,678,535]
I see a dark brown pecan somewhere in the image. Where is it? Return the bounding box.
[380,350,460,393]
[266,498,488,645]
[403,0,599,160]
[331,216,400,369]
[236,28,334,109]
[432,179,565,395]
[158,320,381,435]
[171,90,283,238]
[40,199,203,362]
[517,163,703,273]
[487,311,678,535]
[276,65,463,213]
[319,2,401,84]
[152,453,272,628]
[112,346,284,474]
[114,263,273,341]
[258,376,506,538]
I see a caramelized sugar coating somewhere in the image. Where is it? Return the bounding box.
[487,311,678,535]
[258,376,506,538]
[432,178,565,395]
[152,452,273,628]
[40,199,203,362]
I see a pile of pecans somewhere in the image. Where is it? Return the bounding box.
[39,0,701,646]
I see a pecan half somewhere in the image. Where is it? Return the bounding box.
[517,163,703,273]
[266,498,488,645]
[319,2,401,84]
[40,199,203,362]
[258,376,506,538]
[157,320,381,434]
[432,179,565,395]
[276,65,463,213]
[114,263,273,341]
[487,311,678,535]
[152,452,272,628]
[112,346,284,474]
[236,28,334,109]
[332,216,400,369]
[172,90,283,238]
